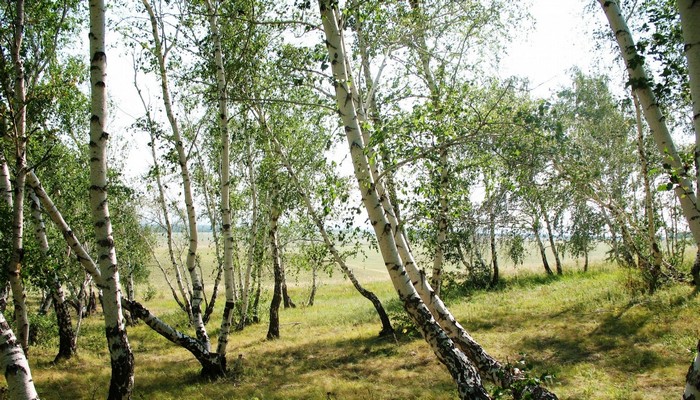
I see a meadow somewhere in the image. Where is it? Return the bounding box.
[22,238,700,399]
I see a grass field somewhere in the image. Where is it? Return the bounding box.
[21,237,700,399]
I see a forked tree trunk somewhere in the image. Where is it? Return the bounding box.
[133,48,192,320]
[0,311,38,400]
[543,212,562,275]
[142,0,209,349]
[317,3,489,398]
[267,204,282,340]
[88,1,135,397]
[123,300,225,377]
[32,168,226,378]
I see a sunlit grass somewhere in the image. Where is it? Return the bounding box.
[24,242,700,399]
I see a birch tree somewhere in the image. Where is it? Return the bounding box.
[597,1,700,394]
[318,2,491,398]
[0,311,38,400]
[3,0,31,355]
[87,0,135,397]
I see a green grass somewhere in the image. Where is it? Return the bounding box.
[23,243,700,399]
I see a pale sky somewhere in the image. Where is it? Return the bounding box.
[500,0,612,98]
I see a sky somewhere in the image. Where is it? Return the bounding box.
[500,1,613,97]
[109,1,615,181]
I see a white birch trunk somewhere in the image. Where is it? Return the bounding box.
[205,0,236,358]
[134,72,193,320]
[8,0,30,355]
[0,312,38,400]
[633,92,662,291]
[0,150,12,205]
[88,1,134,397]
[238,139,258,329]
[317,2,488,398]
[677,0,700,201]
[142,0,209,349]
[26,172,101,279]
[677,0,700,397]
[599,0,700,246]
[28,190,76,361]
[350,5,556,397]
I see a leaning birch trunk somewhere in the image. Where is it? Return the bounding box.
[0,311,38,400]
[31,168,228,377]
[266,202,282,340]
[677,0,700,397]
[633,92,662,292]
[8,0,30,355]
[534,220,553,275]
[237,139,258,330]
[142,0,208,349]
[134,74,192,320]
[88,1,134,397]
[599,0,700,246]
[28,190,76,361]
[344,3,555,398]
[269,135,394,335]
[317,2,489,398]
[543,212,562,275]
[677,0,700,216]
[206,0,236,361]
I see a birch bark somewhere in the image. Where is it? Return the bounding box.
[0,312,38,400]
[28,190,76,361]
[142,0,208,348]
[205,0,236,358]
[676,0,700,397]
[134,70,192,320]
[237,139,258,330]
[267,201,282,340]
[8,0,30,355]
[317,2,489,398]
[88,0,134,397]
[599,0,700,246]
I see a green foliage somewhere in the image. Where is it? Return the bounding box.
[28,312,58,348]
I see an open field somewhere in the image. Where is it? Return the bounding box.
[23,237,700,400]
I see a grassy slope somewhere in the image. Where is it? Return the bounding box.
[26,259,699,400]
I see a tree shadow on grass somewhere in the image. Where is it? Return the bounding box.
[39,333,439,400]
